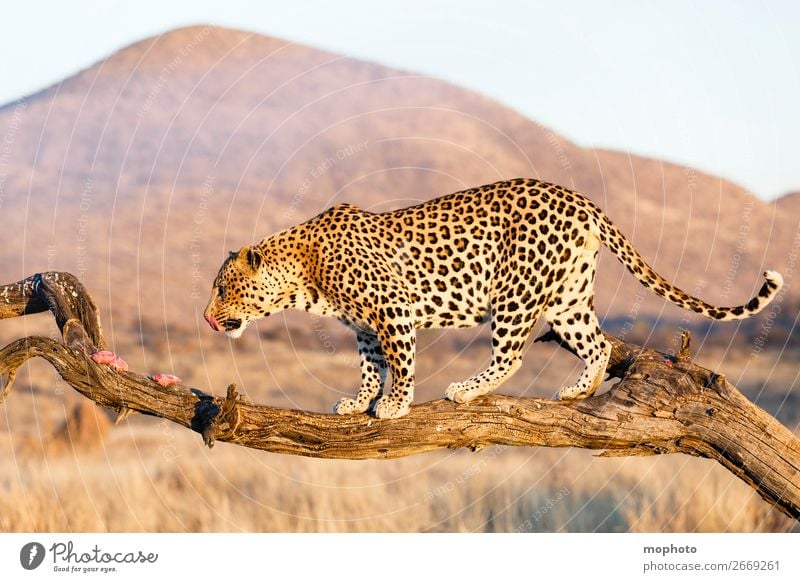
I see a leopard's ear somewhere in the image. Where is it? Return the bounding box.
[245,247,264,272]
[233,246,266,272]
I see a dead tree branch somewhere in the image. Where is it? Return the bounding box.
[1,272,798,519]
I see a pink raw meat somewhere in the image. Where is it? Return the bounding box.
[151,373,182,387]
[90,351,129,372]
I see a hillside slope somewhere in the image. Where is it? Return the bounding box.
[0,25,794,362]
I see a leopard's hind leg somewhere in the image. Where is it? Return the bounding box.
[444,309,536,403]
[545,235,611,400]
[445,286,541,403]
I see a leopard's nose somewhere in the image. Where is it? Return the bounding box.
[205,314,220,331]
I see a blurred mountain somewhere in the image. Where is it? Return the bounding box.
[0,25,795,354]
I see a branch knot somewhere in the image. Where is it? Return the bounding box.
[202,384,243,448]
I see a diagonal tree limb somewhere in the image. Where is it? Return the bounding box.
[0,272,798,520]
[1,272,105,352]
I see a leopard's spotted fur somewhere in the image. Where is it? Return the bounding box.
[204,179,783,418]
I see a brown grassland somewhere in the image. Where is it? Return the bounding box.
[1,313,797,532]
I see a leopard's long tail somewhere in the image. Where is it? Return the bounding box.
[596,211,783,321]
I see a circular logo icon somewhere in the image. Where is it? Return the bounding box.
[20,542,46,570]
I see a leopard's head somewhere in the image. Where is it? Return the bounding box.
[204,246,286,338]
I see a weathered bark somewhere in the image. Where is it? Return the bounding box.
[1,272,798,520]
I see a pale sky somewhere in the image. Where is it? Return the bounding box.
[1,0,798,199]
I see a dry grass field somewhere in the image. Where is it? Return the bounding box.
[1,310,797,532]
[1,421,796,533]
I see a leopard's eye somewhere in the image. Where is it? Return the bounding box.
[218,285,226,300]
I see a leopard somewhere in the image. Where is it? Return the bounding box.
[203,179,783,419]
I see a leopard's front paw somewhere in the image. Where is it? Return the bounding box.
[333,397,369,415]
[558,384,591,401]
[445,380,492,403]
[445,381,470,403]
[373,396,410,419]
